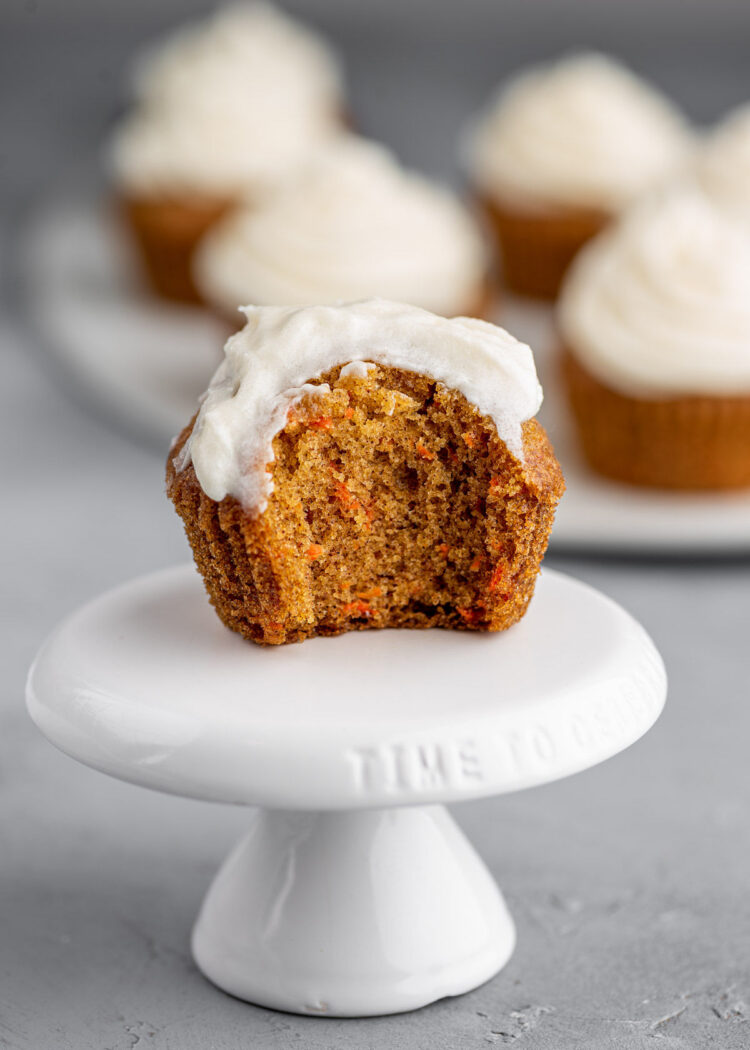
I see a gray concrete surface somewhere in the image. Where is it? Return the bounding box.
[2,3,750,1047]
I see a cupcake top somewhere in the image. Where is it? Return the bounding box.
[558,185,750,396]
[110,2,344,197]
[194,137,489,317]
[469,53,693,213]
[177,299,543,513]
[698,102,750,226]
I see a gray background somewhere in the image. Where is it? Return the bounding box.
[2,2,750,1047]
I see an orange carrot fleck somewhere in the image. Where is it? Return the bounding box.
[489,563,507,592]
[308,415,332,430]
[357,586,382,600]
[437,543,450,556]
[457,606,482,625]
[341,600,374,618]
[470,555,482,572]
[489,476,501,492]
[462,431,476,449]
[306,543,323,561]
[345,407,354,419]
[416,442,435,461]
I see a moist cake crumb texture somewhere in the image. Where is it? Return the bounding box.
[168,364,564,645]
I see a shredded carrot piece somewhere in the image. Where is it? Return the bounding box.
[341,600,374,618]
[457,607,482,625]
[416,442,435,461]
[268,621,283,631]
[462,431,476,449]
[345,406,354,419]
[470,555,482,572]
[331,475,373,529]
[489,563,507,592]
[489,476,501,492]
[357,586,382,600]
[307,415,332,430]
[306,543,323,561]
[437,543,450,556]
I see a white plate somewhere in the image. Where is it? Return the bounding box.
[23,198,229,446]
[23,200,750,553]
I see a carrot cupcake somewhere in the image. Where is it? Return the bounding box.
[194,137,490,321]
[559,186,750,490]
[467,53,694,300]
[109,3,345,303]
[167,299,564,645]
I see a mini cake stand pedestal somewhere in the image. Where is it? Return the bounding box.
[26,566,666,1018]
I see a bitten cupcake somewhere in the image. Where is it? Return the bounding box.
[109,3,345,303]
[167,299,563,645]
[559,186,750,490]
[697,101,750,228]
[467,53,693,300]
[194,137,490,320]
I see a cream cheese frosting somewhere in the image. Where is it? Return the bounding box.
[558,185,750,397]
[698,102,750,226]
[194,137,488,316]
[110,3,344,197]
[469,53,694,212]
[178,299,543,513]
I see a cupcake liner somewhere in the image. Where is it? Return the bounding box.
[481,194,608,300]
[563,349,750,490]
[119,193,232,304]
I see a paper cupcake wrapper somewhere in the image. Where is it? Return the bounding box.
[119,193,231,304]
[480,194,608,301]
[563,349,750,490]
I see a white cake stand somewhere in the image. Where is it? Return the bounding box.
[26,565,666,1017]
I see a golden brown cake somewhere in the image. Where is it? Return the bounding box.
[558,187,750,490]
[166,300,564,645]
[108,4,346,303]
[467,53,693,301]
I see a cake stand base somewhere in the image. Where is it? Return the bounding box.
[192,805,513,1017]
[27,566,667,1019]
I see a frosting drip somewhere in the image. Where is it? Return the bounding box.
[469,53,693,211]
[195,137,488,316]
[559,185,750,396]
[180,299,543,513]
[110,3,344,196]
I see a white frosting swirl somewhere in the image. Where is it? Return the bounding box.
[469,53,693,212]
[559,185,750,396]
[110,3,344,197]
[179,299,543,513]
[698,102,750,226]
[194,137,488,316]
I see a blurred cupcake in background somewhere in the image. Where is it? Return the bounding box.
[109,3,346,303]
[195,136,490,320]
[467,53,694,300]
[697,102,750,228]
[558,185,750,490]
